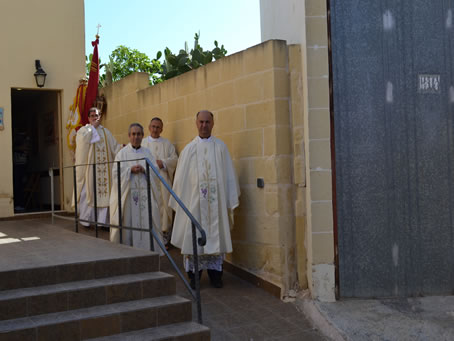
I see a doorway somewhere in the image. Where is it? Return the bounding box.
[11,89,61,214]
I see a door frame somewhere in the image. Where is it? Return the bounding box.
[325,0,340,299]
[10,87,64,214]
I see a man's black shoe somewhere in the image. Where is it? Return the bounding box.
[207,269,223,288]
[187,270,201,290]
[211,279,223,288]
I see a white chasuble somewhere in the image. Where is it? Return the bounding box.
[110,144,163,254]
[74,125,121,208]
[141,137,178,233]
[170,136,240,256]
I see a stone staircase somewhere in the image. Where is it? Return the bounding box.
[0,253,209,340]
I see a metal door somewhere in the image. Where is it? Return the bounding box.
[331,0,454,297]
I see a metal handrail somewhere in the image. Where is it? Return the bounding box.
[143,158,207,246]
[49,157,207,324]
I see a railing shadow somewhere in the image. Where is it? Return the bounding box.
[49,158,206,324]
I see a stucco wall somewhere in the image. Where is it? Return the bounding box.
[0,0,85,215]
[100,40,303,296]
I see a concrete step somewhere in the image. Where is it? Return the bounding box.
[0,254,159,291]
[0,272,175,321]
[86,321,210,340]
[0,295,191,340]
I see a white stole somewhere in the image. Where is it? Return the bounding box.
[110,145,162,254]
[196,140,219,247]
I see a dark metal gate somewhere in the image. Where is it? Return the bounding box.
[331,0,454,297]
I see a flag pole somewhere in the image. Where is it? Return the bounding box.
[96,23,101,38]
[82,30,101,126]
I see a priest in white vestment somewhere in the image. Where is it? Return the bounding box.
[110,123,163,254]
[141,117,178,245]
[170,110,240,288]
[74,107,121,227]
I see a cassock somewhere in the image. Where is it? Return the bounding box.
[141,136,178,240]
[74,124,121,226]
[109,144,163,253]
[169,136,240,272]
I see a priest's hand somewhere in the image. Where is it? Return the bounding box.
[131,165,144,174]
[156,160,164,169]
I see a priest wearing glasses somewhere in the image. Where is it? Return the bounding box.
[109,123,163,253]
[73,107,121,228]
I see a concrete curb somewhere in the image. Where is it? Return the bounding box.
[296,298,347,341]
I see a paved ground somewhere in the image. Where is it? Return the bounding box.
[300,296,454,341]
[0,217,148,271]
[2,217,327,341]
[161,248,326,341]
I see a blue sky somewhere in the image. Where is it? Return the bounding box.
[85,0,262,64]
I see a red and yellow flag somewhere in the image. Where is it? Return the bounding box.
[82,36,100,126]
[66,81,87,157]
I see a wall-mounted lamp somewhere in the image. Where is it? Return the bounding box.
[34,60,47,88]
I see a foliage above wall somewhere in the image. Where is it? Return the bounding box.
[86,32,227,87]
[161,33,227,81]
[108,46,162,85]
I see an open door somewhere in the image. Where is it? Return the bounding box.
[11,89,61,213]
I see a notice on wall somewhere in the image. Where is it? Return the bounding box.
[0,107,4,130]
[418,74,441,94]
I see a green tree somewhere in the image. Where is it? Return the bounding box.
[109,45,162,85]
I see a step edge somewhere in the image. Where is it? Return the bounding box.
[0,254,159,274]
[0,271,174,300]
[85,321,210,341]
[0,254,161,291]
[0,295,192,332]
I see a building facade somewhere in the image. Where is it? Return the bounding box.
[0,0,85,216]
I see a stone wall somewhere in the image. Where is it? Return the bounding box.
[100,40,305,297]
[259,0,335,302]
[303,0,335,301]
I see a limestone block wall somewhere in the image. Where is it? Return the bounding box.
[100,40,304,296]
[303,0,335,301]
[288,45,308,290]
[259,0,335,302]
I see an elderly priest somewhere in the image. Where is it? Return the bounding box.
[109,123,163,252]
[170,110,240,288]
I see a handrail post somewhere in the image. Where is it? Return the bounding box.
[49,168,54,225]
[92,163,98,238]
[73,166,78,233]
[117,161,122,244]
[192,222,203,324]
[146,162,154,251]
